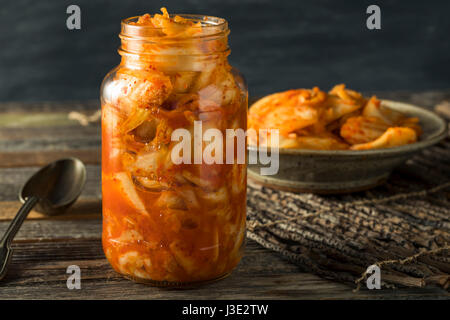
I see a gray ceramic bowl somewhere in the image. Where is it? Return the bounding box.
[247,100,447,194]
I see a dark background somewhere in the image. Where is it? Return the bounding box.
[0,0,449,103]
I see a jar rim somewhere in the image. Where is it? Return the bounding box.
[122,13,228,30]
[120,14,229,41]
[119,14,230,56]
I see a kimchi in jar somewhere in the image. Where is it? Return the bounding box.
[100,8,247,286]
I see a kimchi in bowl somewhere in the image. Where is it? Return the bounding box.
[247,100,447,193]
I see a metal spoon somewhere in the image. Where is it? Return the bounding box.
[0,158,86,280]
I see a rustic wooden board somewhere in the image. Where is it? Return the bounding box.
[0,94,449,299]
[1,238,447,300]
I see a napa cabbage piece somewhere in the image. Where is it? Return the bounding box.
[110,172,148,216]
[340,116,390,145]
[351,127,417,150]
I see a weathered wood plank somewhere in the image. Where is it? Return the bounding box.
[0,149,100,168]
[0,199,101,221]
[0,137,100,152]
[1,239,447,300]
[0,115,101,167]
[0,109,101,167]
[0,125,100,142]
[0,100,99,113]
[0,119,100,152]
[0,112,81,128]
[0,219,102,241]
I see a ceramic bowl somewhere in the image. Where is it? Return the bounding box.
[247,100,447,194]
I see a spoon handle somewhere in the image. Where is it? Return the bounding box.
[0,196,39,248]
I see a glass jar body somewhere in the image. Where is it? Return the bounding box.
[100,18,247,286]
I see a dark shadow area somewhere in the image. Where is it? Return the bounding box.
[0,0,449,103]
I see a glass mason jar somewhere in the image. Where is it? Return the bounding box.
[100,12,247,286]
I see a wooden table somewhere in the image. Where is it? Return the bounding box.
[0,92,449,300]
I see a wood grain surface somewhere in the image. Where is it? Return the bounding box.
[0,92,449,299]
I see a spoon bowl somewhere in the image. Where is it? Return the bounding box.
[19,158,86,215]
